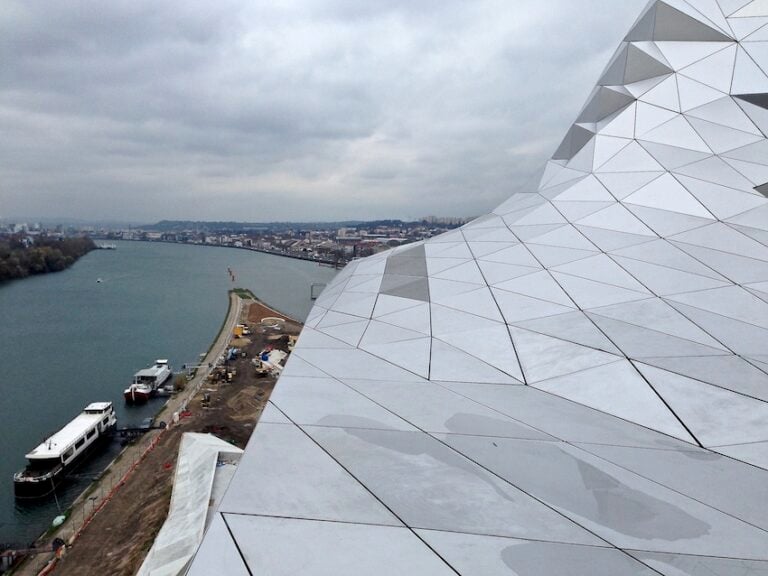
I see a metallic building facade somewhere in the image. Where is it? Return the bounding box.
[189,1,768,573]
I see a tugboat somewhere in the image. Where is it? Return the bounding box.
[124,359,173,404]
[14,402,117,499]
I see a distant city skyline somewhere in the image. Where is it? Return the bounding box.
[0,1,644,222]
[0,215,473,229]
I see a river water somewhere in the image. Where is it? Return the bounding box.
[0,240,337,544]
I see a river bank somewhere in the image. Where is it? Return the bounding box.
[103,237,346,268]
[0,240,337,548]
[11,291,302,575]
[0,237,96,282]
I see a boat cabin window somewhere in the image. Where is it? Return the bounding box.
[102,417,109,426]
[62,447,75,461]
[86,429,96,439]
[85,405,110,414]
[75,438,85,449]
[29,458,59,470]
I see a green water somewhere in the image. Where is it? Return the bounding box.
[0,240,336,544]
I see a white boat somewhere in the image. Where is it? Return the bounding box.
[14,402,117,498]
[124,359,173,403]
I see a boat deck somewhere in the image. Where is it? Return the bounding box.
[25,410,110,460]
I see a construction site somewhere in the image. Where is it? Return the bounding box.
[7,291,302,576]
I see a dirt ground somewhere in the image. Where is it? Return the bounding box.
[46,299,301,576]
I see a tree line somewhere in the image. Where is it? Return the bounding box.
[0,236,96,281]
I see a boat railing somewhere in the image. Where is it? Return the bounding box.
[14,464,63,482]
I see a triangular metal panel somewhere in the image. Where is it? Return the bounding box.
[587,311,730,358]
[552,272,653,309]
[511,310,621,354]
[611,237,727,279]
[636,362,768,446]
[510,326,621,383]
[534,361,696,443]
[493,269,574,306]
[587,297,727,349]
[677,73,731,111]
[639,354,768,401]
[612,255,730,295]
[493,289,575,323]
[653,2,733,41]
[429,339,522,384]
[624,173,715,217]
[678,44,737,92]
[625,204,715,236]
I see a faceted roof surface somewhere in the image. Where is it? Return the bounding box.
[188,1,768,574]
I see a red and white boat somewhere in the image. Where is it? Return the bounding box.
[124,359,172,404]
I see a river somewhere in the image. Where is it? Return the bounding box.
[0,240,337,544]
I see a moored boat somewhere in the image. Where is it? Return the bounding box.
[14,402,117,499]
[124,382,153,403]
[124,359,172,404]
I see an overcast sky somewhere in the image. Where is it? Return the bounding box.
[0,0,646,223]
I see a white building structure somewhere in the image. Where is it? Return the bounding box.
[137,434,242,576]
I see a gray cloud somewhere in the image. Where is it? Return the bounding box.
[0,0,646,222]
